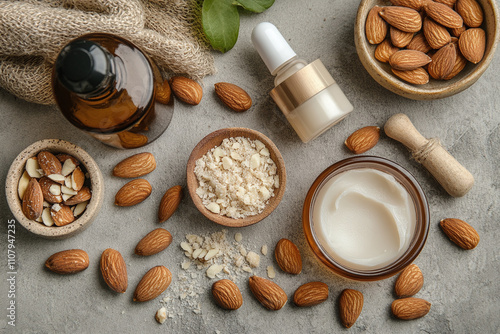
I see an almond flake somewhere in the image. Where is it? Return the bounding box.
[62,193,72,202]
[234,232,243,242]
[204,248,219,261]
[261,245,268,255]
[246,251,260,268]
[206,264,223,278]
[267,265,276,279]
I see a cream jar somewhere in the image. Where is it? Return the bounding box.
[303,156,429,281]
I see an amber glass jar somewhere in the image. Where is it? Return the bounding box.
[302,156,429,281]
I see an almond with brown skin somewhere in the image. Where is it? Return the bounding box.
[407,32,432,53]
[456,0,483,27]
[459,28,486,64]
[424,1,463,28]
[440,218,480,249]
[22,178,43,220]
[275,238,302,274]
[365,6,387,44]
[392,67,430,85]
[100,248,128,293]
[423,17,451,49]
[212,279,243,310]
[56,154,80,166]
[117,131,148,149]
[293,281,329,307]
[434,0,456,7]
[339,289,364,328]
[248,276,287,310]
[156,79,171,104]
[113,152,156,178]
[345,126,380,154]
[71,166,85,191]
[375,39,400,62]
[444,46,468,80]
[39,176,62,204]
[450,25,466,38]
[158,185,183,223]
[64,186,92,206]
[390,26,414,48]
[214,82,252,112]
[169,76,202,105]
[135,228,173,256]
[395,264,424,298]
[133,266,172,302]
[389,0,428,11]
[115,179,152,207]
[37,151,62,176]
[379,7,422,33]
[392,297,431,320]
[51,204,75,226]
[389,50,432,70]
[428,43,456,79]
[45,249,89,274]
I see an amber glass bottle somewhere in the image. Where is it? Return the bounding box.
[52,33,173,148]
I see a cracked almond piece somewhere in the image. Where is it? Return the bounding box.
[64,186,92,206]
[345,126,380,154]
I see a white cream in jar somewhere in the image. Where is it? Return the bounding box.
[312,168,416,270]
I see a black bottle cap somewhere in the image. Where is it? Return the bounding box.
[55,39,114,94]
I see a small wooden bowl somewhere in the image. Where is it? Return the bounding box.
[186,128,286,227]
[355,0,500,100]
[5,139,104,239]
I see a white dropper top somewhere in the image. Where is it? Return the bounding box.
[251,22,297,76]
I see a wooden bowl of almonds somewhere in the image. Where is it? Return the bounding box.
[355,0,499,100]
[5,139,104,239]
[186,128,286,227]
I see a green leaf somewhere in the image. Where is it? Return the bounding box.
[202,0,240,53]
[233,0,275,13]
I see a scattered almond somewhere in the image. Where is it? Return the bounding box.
[293,281,329,307]
[156,79,171,105]
[440,218,480,250]
[135,228,173,256]
[392,297,431,320]
[339,289,364,328]
[45,249,89,274]
[379,6,422,33]
[274,238,302,275]
[459,28,486,64]
[214,82,252,112]
[155,307,167,324]
[22,178,43,220]
[345,126,380,154]
[394,264,424,298]
[248,275,287,310]
[133,266,172,302]
[100,248,128,293]
[115,179,152,207]
[113,152,156,178]
[375,39,400,63]
[365,6,387,45]
[169,76,203,105]
[392,67,430,85]
[212,279,243,310]
[158,185,183,223]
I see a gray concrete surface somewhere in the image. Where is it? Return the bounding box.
[1,1,499,333]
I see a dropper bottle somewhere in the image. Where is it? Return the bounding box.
[252,22,353,143]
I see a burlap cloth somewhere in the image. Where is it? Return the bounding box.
[0,0,216,105]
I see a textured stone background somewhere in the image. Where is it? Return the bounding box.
[1,1,499,333]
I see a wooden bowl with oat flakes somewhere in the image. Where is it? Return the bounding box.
[186,128,286,227]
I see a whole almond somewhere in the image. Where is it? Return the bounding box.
[390,26,414,48]
[37,151,62,176]
[214,82,252,112]
[407,32,432,53]
[444,45,468,80]
[434,0,456,7]
[275,238,302,274]
[118,131,148,149]
[424,1,463,28]
[293,281,329,307]
[113,152,156,178]
[45,249,89,274]
[100,248,128,293]
[459,28,486,64]
[156,79,171,105]
[345,126,380,154]
[22,178,44,220]
[389,0,427,10]
[375,39,400,62]
[456,0,483,27]
[64,186,92,206]
[395,264,424,298]
[440,218,480,249]
[39,176,62,204]
[428,43,456,79]
[115,179,152,207]
[339,289,364,328]
[51,204,75,226]
[135,228,173,256]
[423,17,451,49]
[158,185,183,223]
[71,167,85,191]
[365,6,387,44]
[392,67,430,85]
[392,297,431,320]
[379,7,422,33]
[133,266,172,302]
[169,76,203,105]
[389,50,432,70]
[212,279,243,310]
[248,275,287,310]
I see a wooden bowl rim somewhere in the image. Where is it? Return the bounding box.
[186,127,287,227]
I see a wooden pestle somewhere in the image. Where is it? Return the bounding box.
[384,113,474,197]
